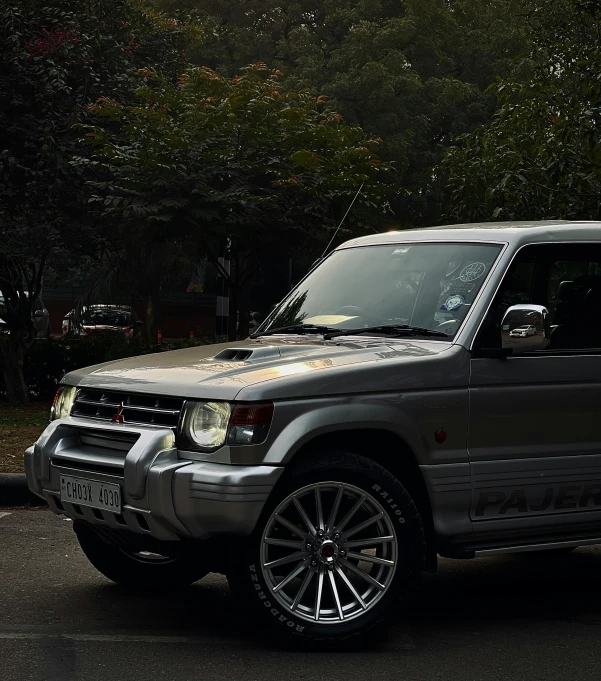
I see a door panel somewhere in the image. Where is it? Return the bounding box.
[469,354,601,537]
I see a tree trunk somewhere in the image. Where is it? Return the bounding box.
[237,282,250,340]
[0,340,29,403]
[227,250,239,342]
[144,284,161,342]
[228,285,238,342]
[144,290,154,341]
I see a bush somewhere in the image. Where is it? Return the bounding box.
[5,334,216,401]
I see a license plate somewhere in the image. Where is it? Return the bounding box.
[60,475,121,512]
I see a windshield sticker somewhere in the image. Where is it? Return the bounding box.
[392,247,411,255]
[459,262,486,282]
[441,295,465,311]
[445,262,461,277]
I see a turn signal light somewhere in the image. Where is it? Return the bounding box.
[228,403,274,446]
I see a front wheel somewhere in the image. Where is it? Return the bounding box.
[227,451,426,648]
[75,525,209,589]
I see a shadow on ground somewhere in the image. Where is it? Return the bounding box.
[48,547,601,651]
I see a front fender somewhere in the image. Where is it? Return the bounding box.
[261,397,427,466]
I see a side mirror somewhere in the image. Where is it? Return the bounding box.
[501,304,550,354]
[34,310,45,318]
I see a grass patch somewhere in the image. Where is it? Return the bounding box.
[0,402,50,474]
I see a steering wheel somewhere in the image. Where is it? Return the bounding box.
[334,306,377,327]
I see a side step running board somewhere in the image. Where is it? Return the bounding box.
[474,536,601,557]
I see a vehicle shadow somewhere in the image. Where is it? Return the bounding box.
[70,547,601,652]
[416,548,601,628]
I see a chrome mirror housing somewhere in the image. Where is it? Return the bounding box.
[501,304,550,353]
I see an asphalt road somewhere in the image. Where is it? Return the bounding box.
[3,509,601,681]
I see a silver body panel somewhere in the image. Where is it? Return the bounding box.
[25,221,601,554]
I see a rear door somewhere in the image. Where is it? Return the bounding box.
[469,243,601,545]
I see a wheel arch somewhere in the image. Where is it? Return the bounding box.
[286,428,437,571]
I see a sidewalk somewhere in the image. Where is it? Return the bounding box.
[0,473,46,507]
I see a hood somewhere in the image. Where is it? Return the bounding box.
[64,336,458,401]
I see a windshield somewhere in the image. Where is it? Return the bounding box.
[261,243,503,338]
[81,308,131,326]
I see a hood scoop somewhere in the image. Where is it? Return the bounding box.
[213,344,315,363]
[213,346,282,362]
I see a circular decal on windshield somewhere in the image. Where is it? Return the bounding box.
[459,262,486,282]
[441,294,465,311]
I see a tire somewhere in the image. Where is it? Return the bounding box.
[227,450,426,649]
[75,525,209,589]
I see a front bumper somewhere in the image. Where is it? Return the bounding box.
[25,417,283,541]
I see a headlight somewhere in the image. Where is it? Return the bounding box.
[179,401,274,452]
[51,386,77,420]
[181,401,232,450]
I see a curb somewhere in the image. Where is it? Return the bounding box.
[0,473,47,507]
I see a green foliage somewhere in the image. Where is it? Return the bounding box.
[73,61,393,338]
[77,62,391,239]
[440,0,601,223]
[0,0,202,400]
[1,0,200,262]
[156,0,531,225]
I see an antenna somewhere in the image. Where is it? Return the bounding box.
[320,182,365,260]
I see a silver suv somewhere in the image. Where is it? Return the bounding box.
[25,221,601,647]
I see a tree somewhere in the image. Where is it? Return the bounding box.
[74,63,393,339]
[155,0,531,226]
[440,0,601,223]
[0,0,200,401]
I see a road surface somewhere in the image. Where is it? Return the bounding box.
[2,508,601,680]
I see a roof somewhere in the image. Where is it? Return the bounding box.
[339,220,601,249]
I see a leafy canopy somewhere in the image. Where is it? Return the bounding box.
[75,62,393,258]
[0,0,202,399]
[156,0,530,225]
[440,0,601,223]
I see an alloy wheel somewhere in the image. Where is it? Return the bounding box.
[260,482,398,624]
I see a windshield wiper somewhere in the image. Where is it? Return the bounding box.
[324,324,450,340]
[251,323,342,338]
[251,322,450,340]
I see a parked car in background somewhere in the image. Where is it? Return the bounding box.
[62,304,137,337]
[509,325,536,337]
[0,291,50,338]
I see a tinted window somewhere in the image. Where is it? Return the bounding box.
[262,243,503,338]
[477,244,601,351]
[82,309,131,326]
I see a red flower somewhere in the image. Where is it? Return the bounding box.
[25,28,78,57]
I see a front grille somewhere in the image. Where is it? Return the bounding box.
[51,427,140,475]
[72,388,184,430]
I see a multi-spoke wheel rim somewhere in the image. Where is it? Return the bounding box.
[260,482,398,624]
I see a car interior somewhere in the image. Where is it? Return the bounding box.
[477,244,601,352]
